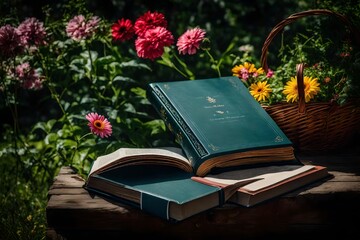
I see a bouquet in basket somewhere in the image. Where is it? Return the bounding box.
[231,17,360,106]
[231,10,360,152]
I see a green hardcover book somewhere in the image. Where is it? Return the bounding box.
[84,147,258,221]
[84,76,328,222]
[147,76,296,177]
[86,165,220,221]
[84,147,328,221]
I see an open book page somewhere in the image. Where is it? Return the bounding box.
[89,147,192,176]
[193,165,315,192]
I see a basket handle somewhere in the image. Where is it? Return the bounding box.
[261,9,359,72]
[260,9,360,113]
[296,63,306,113]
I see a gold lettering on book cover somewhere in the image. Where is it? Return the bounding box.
[167,122,173,133]
[163,84,170,90]
[208,144,219,151]
[175,131,183,145]
[160,106,167,121]
[206,96,216,103]
[203,95,245,123]
[274,136,284,142]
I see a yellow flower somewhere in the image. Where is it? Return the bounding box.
[249,81,272,102]
[255,67,264,75]
[244,62,257,73]
[231,65,243,78]
[232,62,265,81]
[283,76,320,103]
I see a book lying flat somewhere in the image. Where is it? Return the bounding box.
[85,147,260,221]
[147,76,295,177]
[192,164,329,207]
[84,146,329,221]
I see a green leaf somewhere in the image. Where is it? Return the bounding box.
[44,133,59,144]
[131,87,146,98]
[119,60,152,71]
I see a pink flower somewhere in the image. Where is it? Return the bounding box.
[135,26,174,60]
[266,69,274,78]
[17,17,47,47]
[177,27,206,55]
[111,18,135,42]
[13,62,43,90]
[134,11,167,36]
[0,24,24,58]
[66,15,100,41]
[86,112,112,138]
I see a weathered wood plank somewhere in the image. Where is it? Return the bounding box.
[50,175,85,190]
[46,192,360,238]
[46,150,360,239]
[47,194,128,210]
[48,187,89,196]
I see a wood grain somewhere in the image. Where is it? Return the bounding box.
[46,149,360,239]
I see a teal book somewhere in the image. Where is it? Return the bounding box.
[147,76,296,177]
[84,147,258,221]
[84,147,328,221]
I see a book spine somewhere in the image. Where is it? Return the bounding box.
[86,186,173,221]
[148,85,208,168]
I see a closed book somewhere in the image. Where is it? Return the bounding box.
[147,76,295,176]
[192,164,329,207]
[86,165,220,221]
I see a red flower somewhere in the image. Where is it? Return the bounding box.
[177,27,206,55]
[135,27,174,60]
[86,112,112,138]
[134,11,167,36]
[111,18,135,42]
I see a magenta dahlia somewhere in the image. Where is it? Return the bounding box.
[0,25,24,58]
[17,17,47,47]
[134,11,167,36]
[177,27,206,55]
[135,26,174,60]
[13,62,43,90]
[66,15,101,41]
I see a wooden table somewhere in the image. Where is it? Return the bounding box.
[46,149,360,240]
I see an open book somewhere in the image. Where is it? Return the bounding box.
[85,146,261,221]
[147,76,296,177]
[85,146,329,221]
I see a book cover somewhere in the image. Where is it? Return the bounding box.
[192,164,329,207]
[85,164,258,221]
[83,77,329,222]
[147,76,295,176]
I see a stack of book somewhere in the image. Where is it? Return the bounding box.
[84,76,329,221]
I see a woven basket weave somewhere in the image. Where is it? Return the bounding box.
[260,9,360,152]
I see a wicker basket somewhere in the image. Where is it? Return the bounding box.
[260,9,360,152]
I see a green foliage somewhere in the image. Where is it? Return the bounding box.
[0,0,359,239]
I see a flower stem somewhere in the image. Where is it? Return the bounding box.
[87,45,94,82]
[205,49,222,77]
